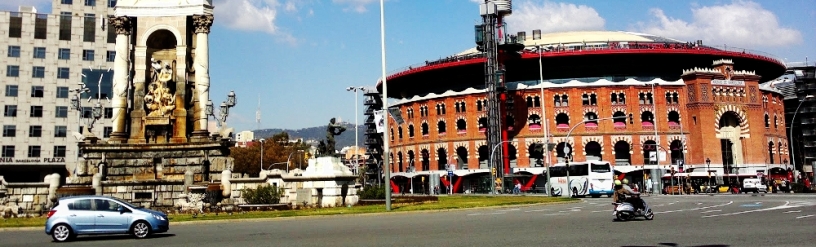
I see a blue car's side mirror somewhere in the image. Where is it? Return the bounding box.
[117,206,126,214]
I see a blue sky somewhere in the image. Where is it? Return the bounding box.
[3,0,815,132]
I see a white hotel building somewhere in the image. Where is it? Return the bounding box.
[1,0,119,182]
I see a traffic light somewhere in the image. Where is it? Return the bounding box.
[671,166,676,176]
[628,113,634,124]
[491,167,496,177]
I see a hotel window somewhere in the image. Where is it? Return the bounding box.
[29,126,42,137]
[82,107,92,118]
[5,85,18,96]
[28,146,41,158]
[7,46,20,57]
[106,51,115,62]
[55,126,68,137]
[85,0,96,6]
[4,105,17,117]
[57,87,69,98]
[103,126,112,138]
[59,12,72,41]
[1,146,14,158]
[61,0,73,4]
[54,146,67,157]
[104,107,113,118]
[31,86,44,98]
[83,14,96,42]
[108,0,117,8]
[58,68,70,79]
[34,47,46,58]
[107,22,116,43]
[9,12,22,38]
[34,14,47,39]
[83,50,95,61]
[30,106,43,117]
[32,66,45,78]
[59,48,71,60]
[2,125,16,137]
[55,106,68,118]
[6,65,20,77]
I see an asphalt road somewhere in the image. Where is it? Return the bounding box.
[2,194,814,247]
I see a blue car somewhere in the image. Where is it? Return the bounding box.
[45,195,169,242]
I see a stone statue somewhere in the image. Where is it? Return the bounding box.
[322,118,346,156]
[145,59,176,117]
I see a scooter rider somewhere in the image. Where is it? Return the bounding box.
[612,179,634,215]
[621,179,645,212]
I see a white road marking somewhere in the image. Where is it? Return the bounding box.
[703,201,792,218]
[656,201,733,214]
[487,212,507,215]
[591,210,608,213]
[796,215,814,219]
[784,210,801,214]
[496,208,520,212]
[524,209,551,212]
[700,210,722,214]
[697,203,703,205]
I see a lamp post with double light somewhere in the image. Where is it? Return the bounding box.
[562,116,627,197]
[206,90,237,138]
[347,86,365,175]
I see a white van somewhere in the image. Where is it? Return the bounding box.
[741,178,767,193]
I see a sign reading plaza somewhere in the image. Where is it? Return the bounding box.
[0,157,66,163]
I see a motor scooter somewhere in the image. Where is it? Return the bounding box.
[613,194,654,221]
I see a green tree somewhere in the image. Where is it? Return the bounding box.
[231,132,312,176]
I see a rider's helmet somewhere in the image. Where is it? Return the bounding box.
[622,178,629,184]
[614,180,622,186]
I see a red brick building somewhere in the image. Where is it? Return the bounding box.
[379,31,786,193]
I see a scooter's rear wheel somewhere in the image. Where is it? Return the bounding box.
[644,210,654,220]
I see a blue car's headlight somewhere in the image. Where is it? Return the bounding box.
[152,214,166,221]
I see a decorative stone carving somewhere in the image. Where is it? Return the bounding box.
[174,193,205,213]
[192,14,214,34]
[107,16,132,35]
[145,59,176,117]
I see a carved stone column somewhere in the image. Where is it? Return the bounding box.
[190,14,214,142]
[108,16,132,143]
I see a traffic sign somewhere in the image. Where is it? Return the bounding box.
[448,170,453,177]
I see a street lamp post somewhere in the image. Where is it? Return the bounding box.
[706,158,711,193]
[489,140,514,195]
[259,138,265,172]
[563,116,627,197]
[379,0,391,211]
[287,150,304,174]
[347,86,365,175]
[790,94,814,183]
[536,45,554,196]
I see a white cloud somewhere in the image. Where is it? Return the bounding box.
[635,0,802,48]
[213,0,281,34]
[504,1,605,34]
[332,0,377,13]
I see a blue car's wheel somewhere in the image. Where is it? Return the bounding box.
[51,224,74,242]
[131,221,152,239]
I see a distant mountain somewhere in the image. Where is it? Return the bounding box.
[254,123,366,148]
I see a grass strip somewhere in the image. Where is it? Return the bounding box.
[1,196,576,228]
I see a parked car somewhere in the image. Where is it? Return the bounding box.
[741,178,767,193]
[45,195,169,242]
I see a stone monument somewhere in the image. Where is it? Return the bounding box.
[73,0,235,208]
[290,118,357,207]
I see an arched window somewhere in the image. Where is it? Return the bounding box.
[456,119,467,133]
[582,93,590,106]
[398,127,403,139]
[589,93,597,105]
[561,95,569,105]
[390,128,394,141]
[555,113,570,129]
[667,111,680,127]
[437,121,446,134]
[764,114,770,128]
[533,96,541,107]
[584,112,598,127]
[554,95,561,107]
[408,125,415,138]
[774,115,778,129]
[528,114,541,129]
[768,142,775,164]
[478,117,488,132]
[611,93,618,104]
[612,111,626,128]
[641,111,654,127]
[526,96,534,108]
[421,122,429,136]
